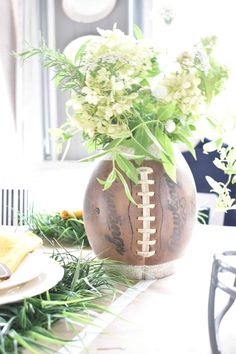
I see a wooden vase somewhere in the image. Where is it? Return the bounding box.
[83,150,197,279]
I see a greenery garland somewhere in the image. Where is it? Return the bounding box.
[0,250,130,354]
[25,210,89,246]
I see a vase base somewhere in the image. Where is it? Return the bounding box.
[105,259,181,280]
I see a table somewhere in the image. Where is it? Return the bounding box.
[1,224,236,354]
[59,224,236,354]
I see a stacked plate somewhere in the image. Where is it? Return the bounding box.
[0,251,64,305]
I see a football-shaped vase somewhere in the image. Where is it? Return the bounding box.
[83,151,196,279]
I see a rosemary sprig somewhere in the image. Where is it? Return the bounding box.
[16,41,85,93]
[0,251,131,354]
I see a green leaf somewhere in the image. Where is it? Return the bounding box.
[9,330,40,354]
[97,166,117,191]
[232,176,236,184]
[127,136,159,161]
[97,177,106,186]
[104,138,123,151]
[79,151,108,163]
[120,151,144,159]
[134,126,151,149]
[143,124,166,154]
[75,41,89,63]
[155,128,175,165]
[215,138,224,150]
[28,329,69,345]
[160,151,176,182]
[147,60,160,77]
[157,104,176,121]
[177,134,196,159]
[102,168,117,190]
[54,73,65,86]
[133,126,151,159]
[115,154,139,184]
[140,78,150,86]
[0,242,130,354]
[133,24,144,40]
[116,169,137,205]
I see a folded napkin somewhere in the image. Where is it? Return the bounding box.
[0,232,43,275]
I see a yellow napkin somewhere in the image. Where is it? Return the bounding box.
[0,232,43,273]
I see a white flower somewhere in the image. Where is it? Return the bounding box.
[96,26,125,40]
[84,94,98,105]
[194,46,210,75]
[149,75,168,100]
[112,103,126,115]
[161,70,203,114]
[165,120,176,133]
[97,68,109,83]
[105,108,114,119]
[111,76,124,91]
[152,84,168,100]
[82,87,99,105]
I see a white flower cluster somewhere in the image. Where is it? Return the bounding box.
[161,70,203,114]
[148,45,212,135]
[63,28,226,147]
[67,27,157,139]
[150,67,204,135]
[80,27,156,78]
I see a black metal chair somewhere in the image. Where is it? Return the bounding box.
[208,251,236,354]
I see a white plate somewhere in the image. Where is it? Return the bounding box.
[63,35,99,64]
[0,251,44,290]
[0,255,64,305]
[62,0,116,23]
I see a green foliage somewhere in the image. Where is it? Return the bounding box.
[156,103,176,121]
[97,157,137,205]
[196,36,229,105]
[116,169,137,205]
[97,167,117,191]
[160,150,176,182]
[198,61,228,105]
[0,251,131,354]
[133,24,144,40]
[17,41,85,93]
[115,154,139,184]
[26,212,89,246]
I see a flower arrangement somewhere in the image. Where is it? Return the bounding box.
[19,25,228,202]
